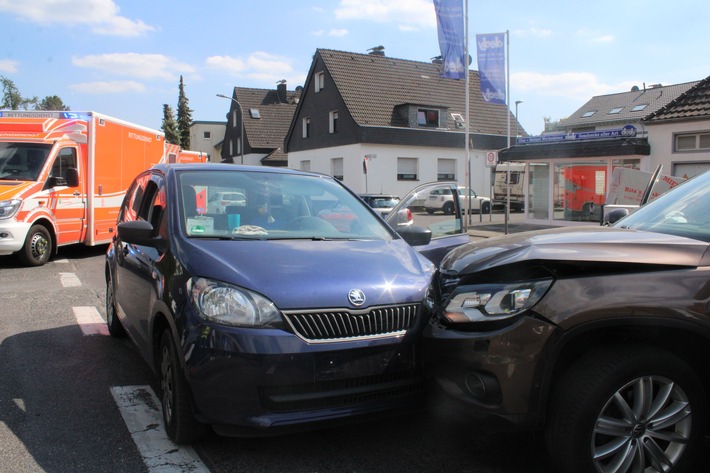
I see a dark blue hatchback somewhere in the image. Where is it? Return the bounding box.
[105,163,469,443]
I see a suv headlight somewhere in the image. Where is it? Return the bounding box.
[443,279,552,324]
[189,277,283,328]
[0,199,22,219]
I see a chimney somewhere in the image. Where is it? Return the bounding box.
[276,80,287,103]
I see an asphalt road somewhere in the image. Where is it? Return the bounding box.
[0,242,557,473]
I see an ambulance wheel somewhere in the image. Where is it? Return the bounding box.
[19,224,52,266]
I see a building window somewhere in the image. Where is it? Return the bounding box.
[581,110,597,118]
[203,131,211,139]
[302,117,310,138]
[315,72,325,92]
[329,111,338,134]
[437,158,456,181]
[631,104,648,112]
[232,110,239,127]
[675,132,710,151]
[608,107,623,114]
[417,109,439,127]
[249,108,261,119]
[397,157,418,181]
[300,160,311,172]
[331,158,343,181]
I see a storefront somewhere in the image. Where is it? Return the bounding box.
[498,126,650,226]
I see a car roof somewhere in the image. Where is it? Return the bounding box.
[152,162,329,179]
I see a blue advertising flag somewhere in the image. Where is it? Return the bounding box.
[476,33,506,104]
[433,0,465,80]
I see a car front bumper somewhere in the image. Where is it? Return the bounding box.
[181,319,426,435]
[422,314,558,430]
[0,219,30,255]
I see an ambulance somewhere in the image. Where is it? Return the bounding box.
[0,110,189,266]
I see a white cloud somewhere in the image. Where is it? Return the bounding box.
[0,0,155,37]
[335,0,435,29]
[72,53,195,81]
[514,26,554,38]
[0,59,19,73]
[206,52,294,79]
[328,28,349,37]
[68,80,146,94]
[512,71,637,99]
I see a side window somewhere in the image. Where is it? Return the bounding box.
[119,173,150,223]
[50,148,77,179]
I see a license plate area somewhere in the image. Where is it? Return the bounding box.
[315,345,414,382]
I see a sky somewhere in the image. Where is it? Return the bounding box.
[1,0,709,137]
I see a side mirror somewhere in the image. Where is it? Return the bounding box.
[65,167,79,187]
[397,225,432,247]
[117,220,167,250]
[603,208,629,226]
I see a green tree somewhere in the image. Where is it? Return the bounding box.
[36,95,70,111]
[176,75,193,149]
[1,75,33,110]
[162,104,180,145]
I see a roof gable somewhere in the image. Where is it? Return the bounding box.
[233,86,301,149]
[314,48,519,136]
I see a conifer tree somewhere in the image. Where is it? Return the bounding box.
[176,76,193,149]
[162,104,180,145]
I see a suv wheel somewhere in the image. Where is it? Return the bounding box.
[545,345,706,473]
[442,201,455,215]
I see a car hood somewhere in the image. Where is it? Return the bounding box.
[178,238,435,310]
[440,226,710,276]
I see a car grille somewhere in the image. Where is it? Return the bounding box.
[282,304,419,342]
[259,370,424,412]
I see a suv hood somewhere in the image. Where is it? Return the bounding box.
[180,238,435,310]
[440,226,710,276]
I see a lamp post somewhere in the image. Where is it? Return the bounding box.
[514,100,523,141]
[216,94,244,164]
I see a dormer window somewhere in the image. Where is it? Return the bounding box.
[417,108,439,127]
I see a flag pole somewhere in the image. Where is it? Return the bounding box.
[465,0,471,226]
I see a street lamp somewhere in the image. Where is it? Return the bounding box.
[514,100,523,141]
[216,94,244,164]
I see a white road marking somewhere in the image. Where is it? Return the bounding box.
[59,272,81,287]
[53,258,69,264]
[110,386,210,473]
[73,306,109,336]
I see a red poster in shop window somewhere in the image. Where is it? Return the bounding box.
[195,189,207,214]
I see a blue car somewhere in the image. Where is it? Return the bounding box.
[105,163,469,443]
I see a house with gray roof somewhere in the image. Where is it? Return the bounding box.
[643,76,710,178]
[221,82,302,166]
[284,48,523,197]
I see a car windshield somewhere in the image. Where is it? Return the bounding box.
[613,170,710,243]
[369,197,399,208]
[178,169,394,241]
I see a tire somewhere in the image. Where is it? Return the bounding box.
[425,208,435,215]
[18,224,52,266]
[545,345,706,473]
[105,278,126,337]
[159,330,208,444]
[480,201,491,214]
[442,201,455,215]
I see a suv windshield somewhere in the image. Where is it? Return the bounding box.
[613,170,710,243]
[178,170,394,241]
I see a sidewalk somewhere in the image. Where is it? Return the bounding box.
[464,212,557,238]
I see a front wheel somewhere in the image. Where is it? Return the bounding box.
[480,201,491,214]
[442,201,455,215]
[545,345,706,473]
[18,224,52,266]
[159,330,208,444]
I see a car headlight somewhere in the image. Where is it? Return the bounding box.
[188,277,283,328]
[443,279,552,324]
[0,199,22,219]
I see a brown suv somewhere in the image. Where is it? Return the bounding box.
[423,170,710,473]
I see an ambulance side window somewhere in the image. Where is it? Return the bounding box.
[50,148,77,179]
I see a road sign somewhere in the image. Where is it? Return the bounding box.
[485,151,498,168]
